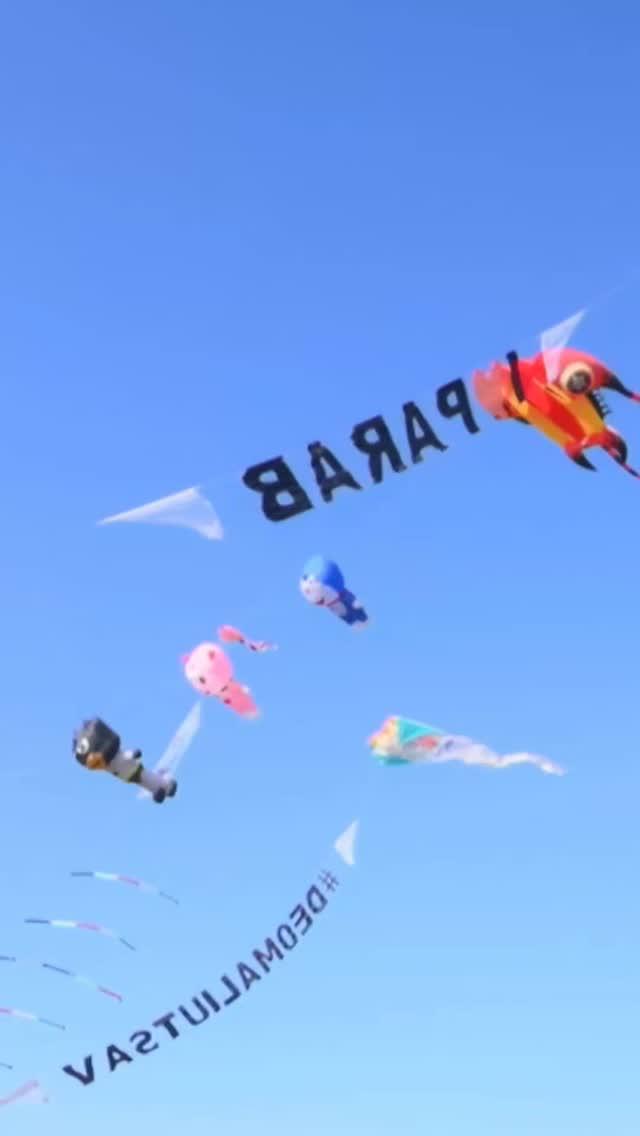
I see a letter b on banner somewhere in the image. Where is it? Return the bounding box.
[242,458,313,522]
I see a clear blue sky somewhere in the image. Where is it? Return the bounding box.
[2,1,640,1133]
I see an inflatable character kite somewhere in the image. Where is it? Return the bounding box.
[473,317,640,477]
[182,625,274,717]
[73,718,178,803]
[300,556,369,628]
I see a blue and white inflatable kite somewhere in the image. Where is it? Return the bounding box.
[299,556,369,628]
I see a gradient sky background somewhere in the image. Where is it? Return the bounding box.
[1,2,640,1133]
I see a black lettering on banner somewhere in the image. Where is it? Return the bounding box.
[242,458,313,522]
[290,903,312,935]
[306,885,327,914]
[277,924,297,951]
[62,1057,95,1085]
[106,1045,132,1073]
[350,415,407,483]
[152,1013,180,1040]
[308,441,362,503]
[436,378,479,434]
[60,874,336,1091]
[130,1031,159,1056]
[403,401,447,462]
[201,990,221,1014]
[179,997,210,1026]
[253,937,284,974]
[220,975,241,1005]
[237,961,262,991]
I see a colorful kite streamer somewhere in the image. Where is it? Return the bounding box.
[71,871,178,906]
[0,956,122,1002]
[24,919,135,951]
[0,1008,64,1031]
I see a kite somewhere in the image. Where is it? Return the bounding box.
[182,642,259,718]
[61,849,346,1094]
[218,625,277,653]
[71,871,178,906]
[0,1064,12,1071]
[138,702,201,802]
[368,716,564,775]
[0,1008,64,1031]
[334,821,359,866]
[473,310,640,477]
[97,486,223,541]
[300,556,369,628]
[24,919,136,951]
[0,956,122,1002]
[73,718,178,803]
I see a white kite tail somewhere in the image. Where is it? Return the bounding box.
[421,736,565,776]
[138,702,202,801]
[494,752,566,776]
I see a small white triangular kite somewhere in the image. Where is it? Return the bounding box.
[138,702,202,801]
[98,486,223,541]
[334,820,359,866]
[540,309,587,384]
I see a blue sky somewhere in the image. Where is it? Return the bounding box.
[1,1,640,1132]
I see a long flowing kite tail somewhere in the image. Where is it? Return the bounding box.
[538,760,566,776]
[500,753,566,775]
[24,918,136,950]
[0,1008,65,1031]
[98,987,124,1003]
[71,870,179,905]
[38,962,123,1003]
[0,1080,48,1108]
[160,891,179,905]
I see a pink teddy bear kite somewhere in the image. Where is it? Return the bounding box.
[181,642,259,719]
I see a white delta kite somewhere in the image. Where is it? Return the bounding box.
[98,486,223,541]
[138,703,202,802]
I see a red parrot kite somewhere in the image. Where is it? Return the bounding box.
[473,312,640,477]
